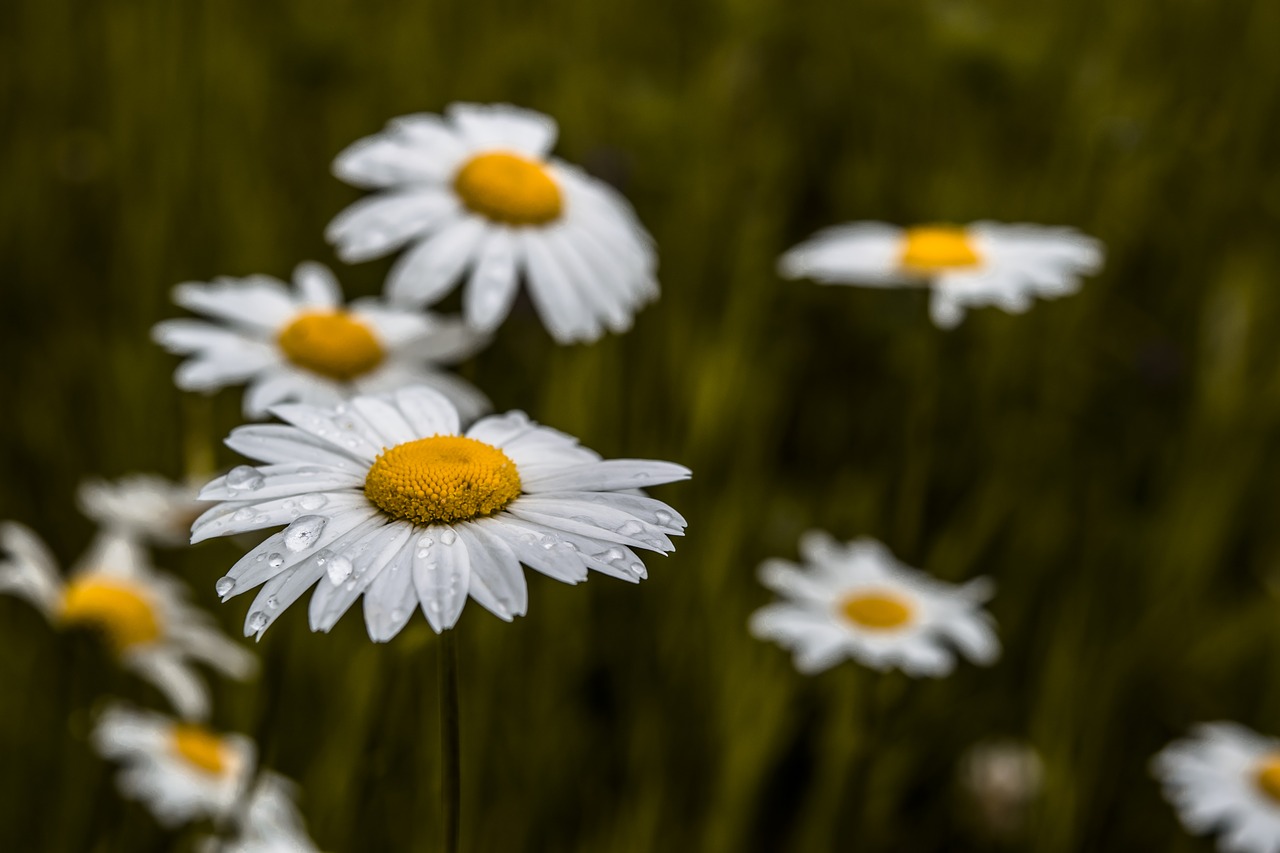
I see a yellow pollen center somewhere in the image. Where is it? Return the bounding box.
[453,151,563,226]
[1256,757,1280,803]
[59,578,162,652]
[277,311,384,381]
[364,436,522,525]
[171,725,230,775]
[840,590,914,630]
[899,226,982,273]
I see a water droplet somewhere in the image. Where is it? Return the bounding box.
[326,554,354,584]
[391,608,404,621]
[255,553,266,563]
[416,549,430,559]
[616,520,644,537]
[266,596,280,610]
[604,547,625,563]
[248,611,268,631]
[215,577,235,597]
[283,515,327,552]
[267,552,284,568]
[629,563,646,577]
[655,510,673,526]
[226,465,265,491]
[233,508,254,522]
[300,494,328,511]
[440,530,457,546]
[417,535,434,549]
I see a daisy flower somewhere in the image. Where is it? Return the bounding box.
[194,386,689,641]
[1153,723,1280,852]
[778,221,1103,328]
[326,103,657,344]
[78,473,209,547]
[0,523,256,719]
[209,771,322,853]
[153,261,489,420]
[93,703,255,828]
[748,532,998,676]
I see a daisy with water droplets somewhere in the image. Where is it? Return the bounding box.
[779,222,1103,328]
[194,386,689,641]
[93,703,255,828]
[78,473,209,547]
[153,261,489,420]
[0,523,255,719]
[1153,723,1280,853]
[327,103,658,344]
[749,532,998,676]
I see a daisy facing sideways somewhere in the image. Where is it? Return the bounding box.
[778,221,1103,328]
[194,386,689,641]
[749,532,998,677]
[0,523,255,719]
[1153,723,1280,853]
[327,102,658,344]
[78,472,209,548]
[94,703,255,828]
[153,261,489,421]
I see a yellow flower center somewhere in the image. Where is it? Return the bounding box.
[453,151,563,226]
[840,590,914,630]
[1256,757,1280,803]
[170,725,230,775]
[364,436,522,525]
[277,311,384,381]
[59,578,162,652]
[899,226,982,273]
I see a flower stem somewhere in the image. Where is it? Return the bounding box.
[440,630,461,853]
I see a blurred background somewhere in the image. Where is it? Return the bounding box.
[3,0,1280,850]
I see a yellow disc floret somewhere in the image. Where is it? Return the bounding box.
[453,152,563,226]
[899,226,982,273]
[171,724,230,775]
[59,577,162,652]
[364,436,522,525]
[1257,757,1280,803]
[840,590,914,631]
[277,311,384,381]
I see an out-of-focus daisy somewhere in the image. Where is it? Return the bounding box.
[194,386,689,641]
[153,261,489,420]
[78,473,209,547]
[93,703,255,828]
[0,523,255,719]
[198,772,323,853]
[327,103,657,344]
[778,221,1103,328]
[1153,723,1280,852]
[749,532,998,676]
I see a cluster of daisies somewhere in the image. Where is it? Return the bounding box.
[1,98,1262,850]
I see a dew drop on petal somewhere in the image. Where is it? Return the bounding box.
[215,577,236,597]
[300,494,328,511]
[440,530,457,546]
[267,552,285,568]
[248,611,269,631]
[226,465,266,491]
[233,508,255,522]
[326,554,354,585]
[655,510,673,526]
[616,520,644,537]
[283,515,327,552]
[266,596,280,610]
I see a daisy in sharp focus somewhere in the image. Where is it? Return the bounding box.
[778,221,1103,328]
[1153,723,1280,853]
[194,386,689,641]
[78,473,209,547]
[94,703,255,828]
[0,523,256,719]
[153,261,489,420]
[326,103,658,344]
[749,532,998,676]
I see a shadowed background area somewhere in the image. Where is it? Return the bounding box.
[3,1,1280,850]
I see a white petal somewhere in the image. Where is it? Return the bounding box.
[520,459,691,492]
[412,526,470,632]
[471,517,588,584]
[292,262,344,308]
[309,524,412,633]
[171,276,299,332]
[362,542,418,641]
[512,494,674,550]
[333,122,464,188]
[385,216,487,308]
[391,386,461,437]
[326,190,460,264]
[456,523,527,620]
[520,229,599,343]
[446,103,558,158]
[267,403,385,459]
[462,228,520,331]
[465,411,537,447]
[225,425,371,474]
[191,491,368,543]
[126,651,210,721]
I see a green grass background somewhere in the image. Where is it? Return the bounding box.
[3,0,1280,850]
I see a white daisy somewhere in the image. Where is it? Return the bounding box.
[1153,723,1280,853]
[78,473,209,547]
[748,532,998,676]
[153,261,490,420]
[93,703,255,828]
[194,386,689,641]
[326,103,658,344]
[199,772,322,853]
[0,523,256,719]
[778,221,1103,328]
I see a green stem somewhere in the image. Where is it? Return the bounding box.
[440,630,461,853]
